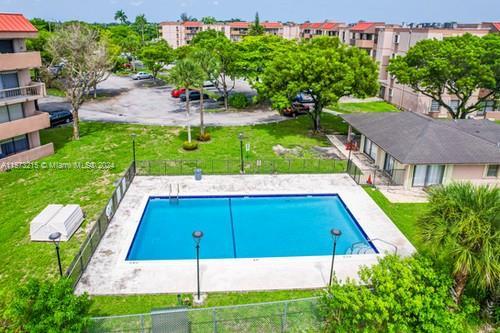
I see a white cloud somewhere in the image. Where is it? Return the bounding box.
[213,0,219,5]
[130,0,144,6]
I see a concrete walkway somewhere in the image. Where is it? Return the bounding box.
[76,174,415,295]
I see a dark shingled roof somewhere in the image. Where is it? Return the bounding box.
[340,112,500,165]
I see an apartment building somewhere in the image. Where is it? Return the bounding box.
[160,20,302,47]
[0,13,53,171]
[372,25,496,119]
[345,22,386,57]
[300,22,344,39]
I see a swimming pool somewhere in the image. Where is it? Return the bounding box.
[126,194,376,261]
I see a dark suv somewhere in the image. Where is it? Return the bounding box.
[43,109,73,127]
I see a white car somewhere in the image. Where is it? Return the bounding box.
[131,72,153,80]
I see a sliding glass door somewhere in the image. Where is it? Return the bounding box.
[412,165,445,187]
[363,137,377,161]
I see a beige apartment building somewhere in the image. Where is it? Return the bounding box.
[372,25,498,119]
[160,20,301,47]
[0,13,53,171]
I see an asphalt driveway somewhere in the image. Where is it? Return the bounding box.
[39,75,285,127]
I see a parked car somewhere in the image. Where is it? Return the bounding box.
[42,109,73,127]
[282,102,310,117]
[180,91,209,102]
[171,88,186,98]
[293,92,314,103]
[131,72,152,80]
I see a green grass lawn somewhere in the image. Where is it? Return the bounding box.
[91,289,319,316]
[329,101,399,114]
[363,187,428,252]
[0,114,346,315]
[47,87,66,97]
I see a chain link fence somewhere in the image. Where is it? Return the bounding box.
[90,297,322,333]
[136,159,346,176]
[65,162,136,286]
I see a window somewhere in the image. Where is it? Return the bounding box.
[0,72,20,98]
[483,100,496,113]
[413,165,445,187]
[430,100,440,112]
[0,135,29,158]
[0,104,24,124]
[0,40,14,53]
[394,35,400,44]
[450,100,460,112]
[486,165,499,177]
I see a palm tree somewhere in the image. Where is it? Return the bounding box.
[114,10,128,25]
[419,182,499,304]
[168,59,205,143]
[134,14,147,44]
[192,49,217,136]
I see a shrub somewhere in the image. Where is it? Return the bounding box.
[197,132,211,142]
[182,141,198,151]
[228,93,249,109]
[4,278,92,333]
[318,255,478,333]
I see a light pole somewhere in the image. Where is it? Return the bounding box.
[192,230,204,302]
[329,229,342,287]
[238,133,244,174]
[131,133,137,173]
[49,232,63,277]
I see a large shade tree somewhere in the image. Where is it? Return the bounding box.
[236,34,293,88]
[259,37,379,131]
[140,40,174,80]
[168,59,205,143]
[388,33,500,119]
[419,183,499,304]
[192,30,240,111]
[48,24,112,140]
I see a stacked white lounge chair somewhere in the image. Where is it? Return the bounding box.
[30,204,84,242]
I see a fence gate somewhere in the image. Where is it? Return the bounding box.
[151,308,189,333]
[346,159,362,184]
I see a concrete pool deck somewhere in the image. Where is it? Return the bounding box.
[75,174,416,295]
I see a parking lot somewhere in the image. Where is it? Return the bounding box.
[39,75,285,127]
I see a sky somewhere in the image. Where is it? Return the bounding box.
[0,0,499,24]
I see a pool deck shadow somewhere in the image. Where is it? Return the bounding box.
[75,174,415,295]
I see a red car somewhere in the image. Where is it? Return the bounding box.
[171,88,186,98]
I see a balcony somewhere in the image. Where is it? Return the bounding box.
[0,111,51,141]
[0,51,42,71]
[0,143,54,171]
[0,83,46,107]
[351,39,375,49]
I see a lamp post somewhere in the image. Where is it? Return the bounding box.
[49,232,63,277]
[238,133,244,174]
[192,230,204,302]
[131,133,137,173]
[329,229,342,287]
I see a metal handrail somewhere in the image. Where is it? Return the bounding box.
[348,238,398,255]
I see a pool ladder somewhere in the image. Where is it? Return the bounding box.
[346,238,398,255]
[169,184,180,204]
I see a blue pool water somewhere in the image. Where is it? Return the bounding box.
[126,195,376,260]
